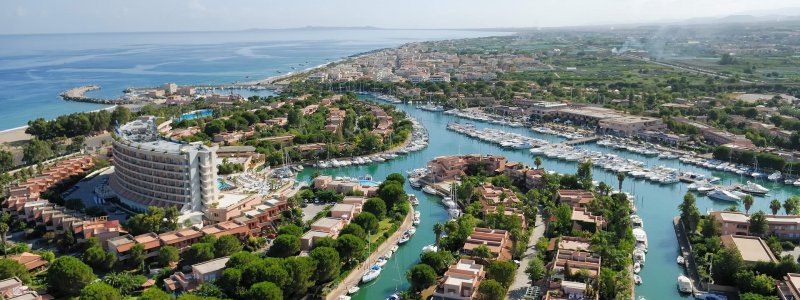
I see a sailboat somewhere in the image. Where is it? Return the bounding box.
[361,233,382,283]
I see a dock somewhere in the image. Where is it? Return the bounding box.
[60,85,139,104]
[560,136,600,146]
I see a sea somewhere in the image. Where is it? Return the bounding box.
[0,29,510,131]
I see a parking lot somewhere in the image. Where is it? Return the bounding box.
[301,203,329,222]
[61,167,129,222]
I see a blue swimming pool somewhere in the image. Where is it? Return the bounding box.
[357,180,380,187]
[217,178,233,190]
[175,109,213,122]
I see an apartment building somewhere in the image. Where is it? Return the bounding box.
[462,227,512,261]
[720,235,778,264]
[312,176,378,197]
[477,183,520,207]
[433,259,485,300]
[701,128,756,148]
[551,248,602,281]
[111,116,218,213]
[164,257,230,292]
[301,217,347,251]
[778,273,800,300]
[558,190,595,208]
[711,211,800,240]
[598,116,665,137]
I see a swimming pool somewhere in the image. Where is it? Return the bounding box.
[175,109,213,122]
[357,180,380,187]
[217,178,234,190]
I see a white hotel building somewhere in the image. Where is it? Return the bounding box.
[110,116,218,214]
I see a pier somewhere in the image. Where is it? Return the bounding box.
[60,85,139,104]
[560,136,600,145]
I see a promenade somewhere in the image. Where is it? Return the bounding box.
[326,208,414,300]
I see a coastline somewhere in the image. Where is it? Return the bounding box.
[0,105,117,145]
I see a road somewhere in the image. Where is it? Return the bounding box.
[507,214,545,300]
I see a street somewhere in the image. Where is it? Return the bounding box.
[507,214,545,300]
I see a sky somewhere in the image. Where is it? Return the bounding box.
[2,0,800,35]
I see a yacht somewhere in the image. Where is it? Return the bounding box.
[739,181,769,195]
[633,262,642,274]
[708,189,741,202]
[409,178,422,189]
[768,171,782,181]
[409,194,419,205]
[630,215,644,228]
[633,249,646,265]
[347,287,360,295]
[677,256,685,265]
[398,233,411,244]
[633,228,648,252]
[422,185,438,195]
[634,275,642,285]
[422,244,438,253]
[677,275,693,293]
[386,294,401,300]
[374,256,388,267]
[361,266,382,283]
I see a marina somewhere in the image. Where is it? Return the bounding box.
[297,94,800,300]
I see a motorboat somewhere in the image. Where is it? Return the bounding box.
[422,185,438,195]
[633,228,648,252]
[398,233,411,244]
[409,178,422,189]
[677,275,693,293]
[407,228,417,236]
[677,256,685,265]
[347,286,360,295]
[768,171,782,181]
[386,294,401,300]
[374,256,388,267]
[633,249,646,265]
[630,215,644,228]
[409,194,419,205]
[442,197,457,209]
[422,244,438,253]
[633,262,641,274]
[739,181,769,195]
[634,274,642,285]
[361,266,382,283]
[708,189,741,202]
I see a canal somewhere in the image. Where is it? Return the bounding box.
[298,94,800,300]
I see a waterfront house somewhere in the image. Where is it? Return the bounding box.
[711,211,800,240]
[433,259,485,300]
[164,257,230,293]
[558,190,595,208]
[462,227,512,261]
[720,235,778,264]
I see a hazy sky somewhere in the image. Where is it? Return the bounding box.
[2,0,799,34]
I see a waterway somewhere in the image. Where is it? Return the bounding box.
[298,95,800,300]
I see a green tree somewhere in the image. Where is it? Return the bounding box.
[22,139,53,164]
[102,272,147,296]
[407,264,437,292]
[284,256,317,297]
[679,192,701,232]
[785,197,799,215]
[184,243,215,266]
[386,173,406,185]
[83,245,115,270]
[0,150,13,172]
[477,279,505,300]
[335,234,365,265]
[277,224,303,237]
[246,281,283,300]
[526,257,546,283]
[213,235,243,257]
[268,234,300,258]
[309,246,340,283]
[616,172,625,191]
[140,287,172,300]
[111,106,132,127]
[80,283,121,300]
[377,181,407,210]
[749,211,769,237]
[576,159,593,189]
[712,246,744,285]
[354,212,379,234]
[218,268,243,297]
[743,195,754,214]
[340,223,366,240]
[0,259,30,283]
[363,198,387,219]
[472,245,493,260]
[771,199,782,215]
[420,251,454,275]
[433,223,445,246]
[48,256,95,297]
[129,243,146,268]
[486,260,517,288]
[0,223,8,257]
[701,217,721,238]
[157,245,180,267]
[534,156,542,169]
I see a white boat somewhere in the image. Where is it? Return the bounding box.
[374,256,388,267]
[634,275,642,285]
[361,265,382,283]
[407,228,417,236]
[633,249,646,265]
[347,287,360,295]
[708,189,741,202]
[739,181,769,195]
[633,228,648,251]
[768,171,782,181]
[677,275,693,293]
[633,262,641,274]
[422,244,438,253]
[409,178,422,188]
[409,194,419,205]
[386,294,401,300]
[398,233,410,244]
[422,185,438,195]
[630,215,644,228]
[677,256,685,265]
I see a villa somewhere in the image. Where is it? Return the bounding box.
[433,259,485,300]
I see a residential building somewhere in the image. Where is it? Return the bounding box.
[462,227,512,261]
[159,227,204,252]
[598,116,665,137]
[110,116,218,213]
[711,211,800,240]
[7,253,47,272]
[720,235,778,264]
[164,257,230,292]
[778,273,800,300]
[558,190,594,208]
[433,259,485,300]
[551,248,602,281]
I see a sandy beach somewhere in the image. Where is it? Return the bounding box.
[0,126,31,145]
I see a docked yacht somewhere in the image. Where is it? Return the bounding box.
[677,275,693,293]
[422,185,438,195]
[374,256,388,267]
[708,189,741,202]
[361,265,382,283]
[409,194,419,205]
[632,228,648,252]
[739,181,769,195]
[630,215,644,228]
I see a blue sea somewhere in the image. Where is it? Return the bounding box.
[0,29,509,131]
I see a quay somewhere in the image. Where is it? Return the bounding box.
[560,136,600,146]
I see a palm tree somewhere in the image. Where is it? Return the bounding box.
[0,223,8,257]
[785,197,799,215]
[433,223,444,246]
[742,195,754,215]
[770,199,781,215]
[534,157,542,169]
[616,172,625,192]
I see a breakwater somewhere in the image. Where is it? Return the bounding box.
[59,85,139,104]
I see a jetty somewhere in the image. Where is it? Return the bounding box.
[60,85,139,104]
[560,136,600,146]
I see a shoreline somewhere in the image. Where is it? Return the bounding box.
[0,105,117,145]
